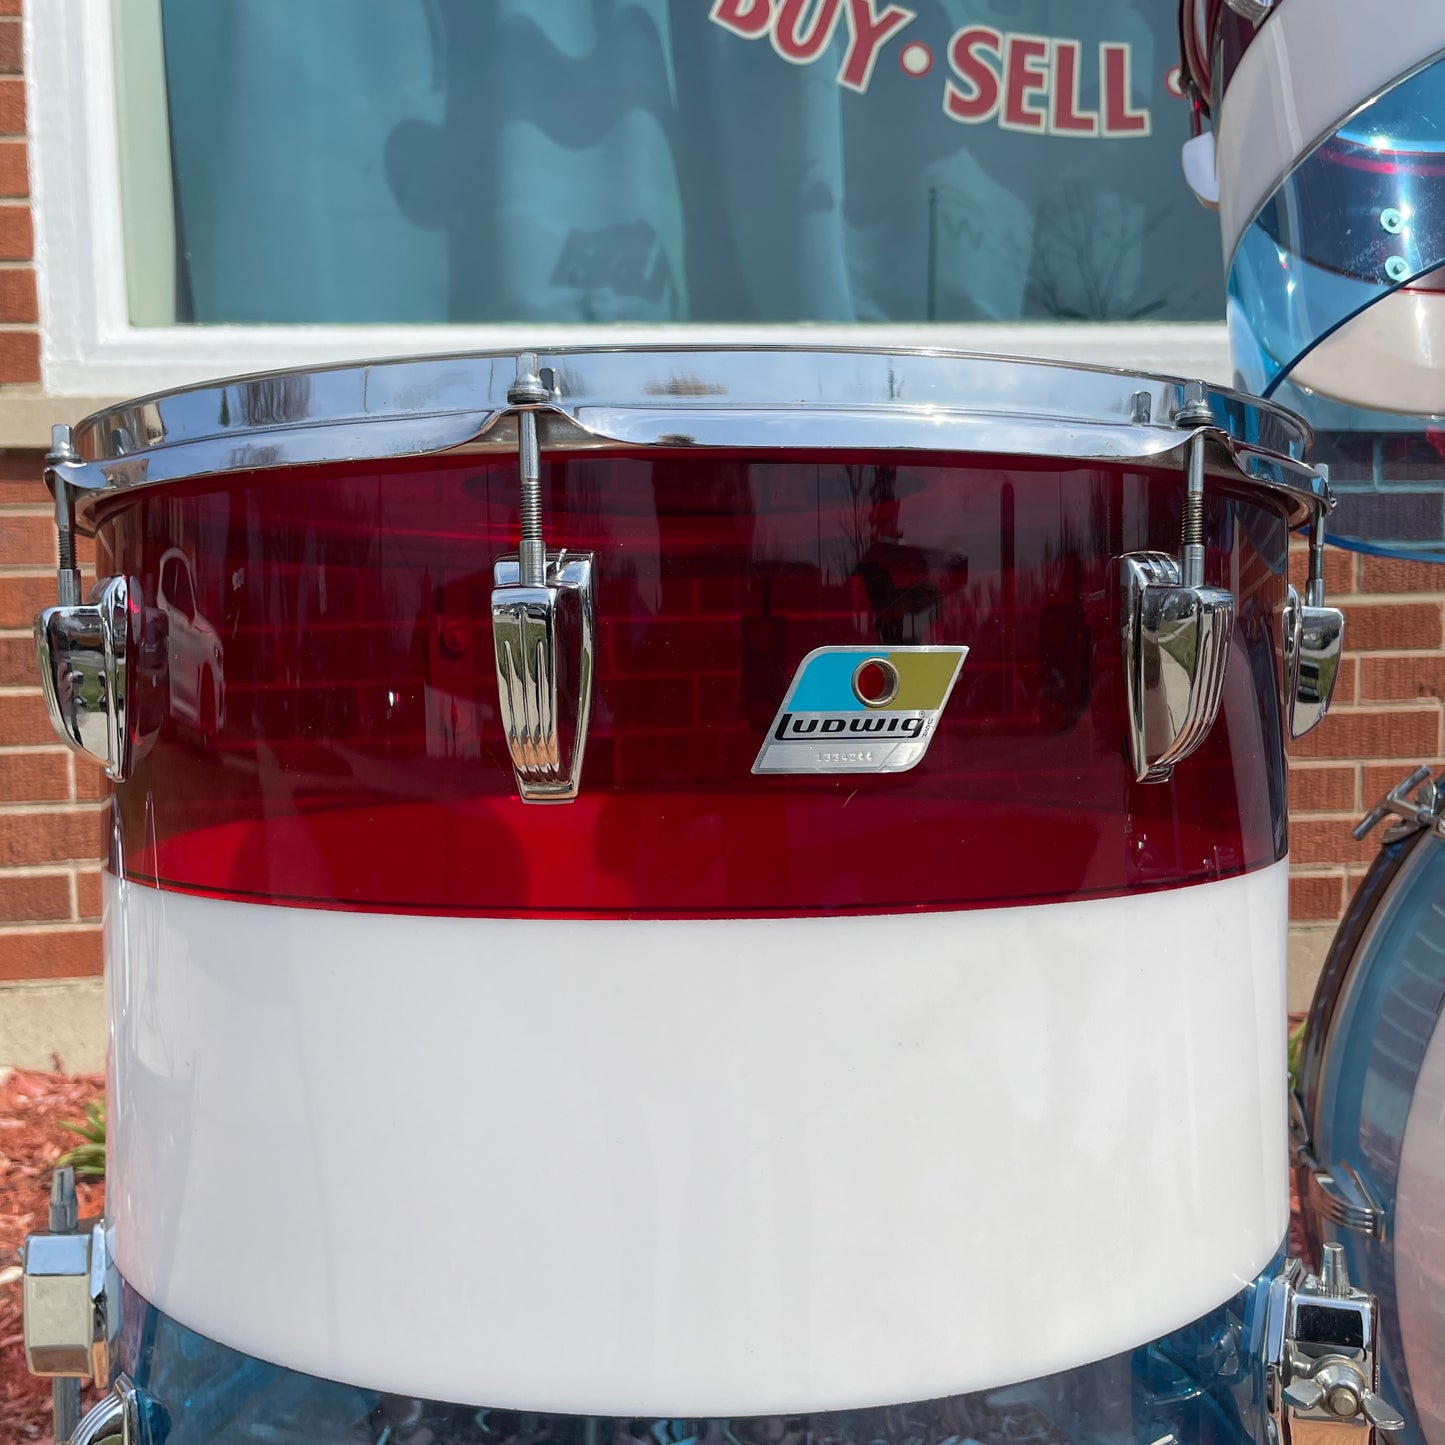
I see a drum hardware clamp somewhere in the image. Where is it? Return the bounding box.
[1289,1094,1388,1242]
[1262,1244,1406,1443]
[491,352,596,803]
[22,1168,124,1445]
[1353,764,1444,844]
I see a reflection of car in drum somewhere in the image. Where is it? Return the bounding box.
[157,547,224,734]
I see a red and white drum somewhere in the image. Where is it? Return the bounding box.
[31,349,1339,1440]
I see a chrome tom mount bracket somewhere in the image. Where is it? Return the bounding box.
[33,426,137,781]
[1284,482,1347,741]
[490,353,596,803]
[1121,382,1235,782]
[1353,765,1443,845]
[1263,1246,1406,1444]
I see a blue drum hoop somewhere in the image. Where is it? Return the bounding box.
[1295,809,1445,1445]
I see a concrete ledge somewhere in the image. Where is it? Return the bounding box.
[0,978,105,1072]
[0,391,126,448]
[1288,924,1336,1015]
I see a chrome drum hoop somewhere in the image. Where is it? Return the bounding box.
[50,347,1326,530]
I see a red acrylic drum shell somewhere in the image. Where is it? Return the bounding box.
[97,448,1291,918]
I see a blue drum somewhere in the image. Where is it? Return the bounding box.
[1295,768,1445,1445]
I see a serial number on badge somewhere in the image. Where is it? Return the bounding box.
[817,749,875,765]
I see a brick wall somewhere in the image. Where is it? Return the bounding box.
[1288,545,1445,925]
[0,0,103,984]
[1,449,105,981]
[0,0,38,386]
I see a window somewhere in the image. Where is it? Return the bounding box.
[32,0,1229,395]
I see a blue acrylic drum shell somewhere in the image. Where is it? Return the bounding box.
[1297,823,1445,1445]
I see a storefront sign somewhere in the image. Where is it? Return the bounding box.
[711,0,1154,136]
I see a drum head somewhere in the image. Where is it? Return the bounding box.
[1301,824,1445,1445]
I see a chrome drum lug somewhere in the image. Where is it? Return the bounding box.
[1284,584,1346,739]
[34,575,135,780]
[492,553,595,803]
[1121,551,1234,783]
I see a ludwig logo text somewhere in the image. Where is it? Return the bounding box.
[753,645,968,776]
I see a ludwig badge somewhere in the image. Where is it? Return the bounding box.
[752,645,968,776]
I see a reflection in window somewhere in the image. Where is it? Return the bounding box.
[120,0,1223,326]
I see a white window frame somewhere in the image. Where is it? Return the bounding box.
[28,0,1231,400]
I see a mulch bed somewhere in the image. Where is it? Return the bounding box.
[0,1068,105,1445]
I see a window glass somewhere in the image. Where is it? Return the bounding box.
[137,0,1222,326]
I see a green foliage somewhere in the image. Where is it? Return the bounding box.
[1288,1018,1307,1092]
[56,1097,106,1178]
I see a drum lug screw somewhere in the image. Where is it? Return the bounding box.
[492,352,596,803]
[1282,476,1346,739]
[33,426,145,781]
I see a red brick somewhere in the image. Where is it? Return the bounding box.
[0,807,105,866]
[1289,873,1345,921]
[0,20,20,74]
[0,449,48,504]
[1362,762,1445,811]
[0,2,22,18]
[1343,869,1371,902]
[0,574,61,627]
[1332,658,1358,705]
[71,762,110,801]
[0,751,68,802]
[0,511,55,566]
[0,76,24,135]
[0,634,36,685]
[0,201,29,258]
[1290,707,1440,760]
[0,139,24,197]
[0,264,35,322]
[1290,545,1355,597]
[1361,655,1445,702]
[0,929,103,980]
[1358,556,1445,595]
[0,328,39,382]
[75,869,102,920]
[1289,765,1355,813]
[1290,818,1385,866]
[0,450,47,481]
[1340,602,1443,651]
[0,690,50,744]
[0,872,70,922]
